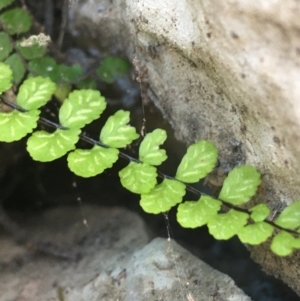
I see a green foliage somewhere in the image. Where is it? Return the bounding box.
[1,61,300,256]
[0,32,12,60]
[0,2,33,84]
[55,64,84,83]
[0,7,31,34]
[96,56,131,84]
[27,128,80,162]
[140,179,186,214]
[175,140,218,183]
[17,34,50,60]
[76,78,97,90]
[238,222,274,245]
[0,0,14,10]
[0,110,40,142]
[68,146,119,178]
[59,90,106,129]
[270,231,300,256]
[0,62,12,92]
[119,162,157,194]
[100,110,139,148]
[0,3,129,92]
[139,129,167,166]
[274,201,300,229]
[250,204,270,222]
[53,83,72,103]
[28,56,57,78]
[4,53,25,84]
[0,4,299,257]
[29,57,84,83]
[177,196,222,228]
[219,165,261,205]
[207,209,249,240]
[17,76,57,110]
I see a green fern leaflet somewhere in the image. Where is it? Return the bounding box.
[0,8,32,35]
[219,165,261,205]
[0,62,13,93]
[59,89,106,129]
[0,32,13,61]
[119,162,157,194]
[177,196,222,228]
[175,140,218,183]
[4,53,25,85]
[271,231,300,256]
[140,179,186,214]
[274,201,300,229]
[67,146,119,177]
[238,222,274,245]
[17,77,57,110]
[27,129,80,162]
[250,204,270,222]
[208,209,249,240]
[100,110,139,148]
[0,110,40,142]
[139,129,167,166]
[0,0,14,10]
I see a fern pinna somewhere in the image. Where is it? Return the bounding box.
[0,0,299,257]
[1,62,300,257]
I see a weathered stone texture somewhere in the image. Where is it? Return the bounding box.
[0,206,251,301]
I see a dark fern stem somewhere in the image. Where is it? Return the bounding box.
[1,96,299,238]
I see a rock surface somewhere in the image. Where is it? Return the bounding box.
[0,205,251,301]
[125,238,251,301]
[0,205,149,301]
[68,0,300,295]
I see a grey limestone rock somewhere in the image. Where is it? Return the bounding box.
[125,237,251,301]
